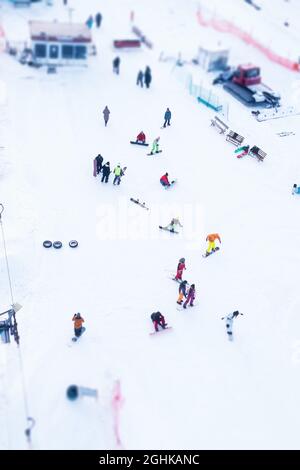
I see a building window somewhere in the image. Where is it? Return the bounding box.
[75,46,86,59]
[49,45,59,59]
[34,44,47,58]
[62,45,74,59]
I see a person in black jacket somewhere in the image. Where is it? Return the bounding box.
[144,66,152,88]
[95,154,103,174]
[95,12,102,28]
[151,312,167,332]
[113,57,120,74]
[177,280,188,305]
[101,162,111,183]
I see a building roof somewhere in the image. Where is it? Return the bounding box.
[29,21,92,43]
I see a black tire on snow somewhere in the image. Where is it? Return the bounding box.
[69,240,78,248]
[53,241,63,249]
[43,240,52,248]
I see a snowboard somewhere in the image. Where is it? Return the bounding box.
[93,158,98,177]
[147,150,162,155]
[202,247,220,258]
[276,131,295,137]
[72,327,86,342]
[130,141,149,146]
[130,198,149,210]
[164,180,176,190]
[150,326,172,335]
[169,276,181,283]
[159,226,179,234]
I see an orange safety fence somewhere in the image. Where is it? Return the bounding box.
[196,9,300,72]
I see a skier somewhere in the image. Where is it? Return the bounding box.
[72,313,85,338]
[174,257,186,281]
[113,57,120,74]
[101,162,111,183]
[222,311,243,340]
[163,216,183,232]
[95,154,103,174]
[86,15,93,29]
[136,70,144,87]
[103,106,110,126]
[177,280,188,305]
[163,108,172,127]
[113,164,122,185]
[144,66,152,89]
[234,145,249,158]
[95,12,102,28]
[205,233,221,256]
[151,311,167,332]
[160,172,171,187]
[292,184,300,195]
[150,137,160,155]
[183,284,195,309]
[136,131,146,143]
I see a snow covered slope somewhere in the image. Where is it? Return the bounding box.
[1,0,300,450]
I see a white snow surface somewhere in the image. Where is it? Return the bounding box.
[1,0,300,450]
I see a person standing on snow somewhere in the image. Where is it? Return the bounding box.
[151,312,167,332]
[205,233,221,256]
[113,56,120,74]
[95,154,103,174]
[144,66,152,88]
[136,70,144,87]
[95,12,102,28]
[163,108,172,127]
[101,162,111,183]
[177,280,188,305]
[86,15,94,29]
[113,164,122,185]
[183,284,195,309]
[150,137,160,155]
[174,257,186,282]
[136,131,146,143]
[222,311,243,340]
[103,106,110,126]
[72,313,85,338]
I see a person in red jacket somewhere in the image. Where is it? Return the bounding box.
[136,131,146,143]
[160,172,170,187]
[174,257,186,281]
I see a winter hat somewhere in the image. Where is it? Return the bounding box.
[179,258,185,263]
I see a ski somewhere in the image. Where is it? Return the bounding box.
[130,198,149,210]
[150,326,172,335]
[202,247,220,258]
[159,226,179,234]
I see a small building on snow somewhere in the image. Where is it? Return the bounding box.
[29,21,92,66]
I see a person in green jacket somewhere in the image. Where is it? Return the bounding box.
[150,137,160,155]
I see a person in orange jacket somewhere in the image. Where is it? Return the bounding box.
[206,233,221,255]
[72,313,85,338]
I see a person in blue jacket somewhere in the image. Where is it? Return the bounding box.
[163,108,171,127]
[292,184,300,195]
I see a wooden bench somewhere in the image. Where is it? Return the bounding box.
[249,146,267,162]
[113,39,141,48]
[210,116,229,134]
[226,130,244,146]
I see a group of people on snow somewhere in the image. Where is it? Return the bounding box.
[136,66,152,88]
[94,155,126,185]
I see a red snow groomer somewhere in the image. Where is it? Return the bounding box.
[213,64,280,107]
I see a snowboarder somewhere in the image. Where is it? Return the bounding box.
[95,12,102,28]
[86,15,93,29]
[103,106,110,126]
[150,137,160,155]
[163,108,172,127]
[160,173,170,187]
[222,311,243,340]
[234,145,249,158]
[101,162,111,183]
[72,313,85,338]
[162,216,183,232]
[144,66,152,88]
[151,312,167,332]
[136,70,144,87]
[113,57,120,74]
[95,154,103,174]
[113,164,123,185]
[292,184,300,195]
[177,280,188,305]
[136,131,146,144]
[174,257,186,281]
[205,233,221,256]
[183,284,195,309]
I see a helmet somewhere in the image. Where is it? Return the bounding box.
[179,257,185,263]
[76,313,81,318]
